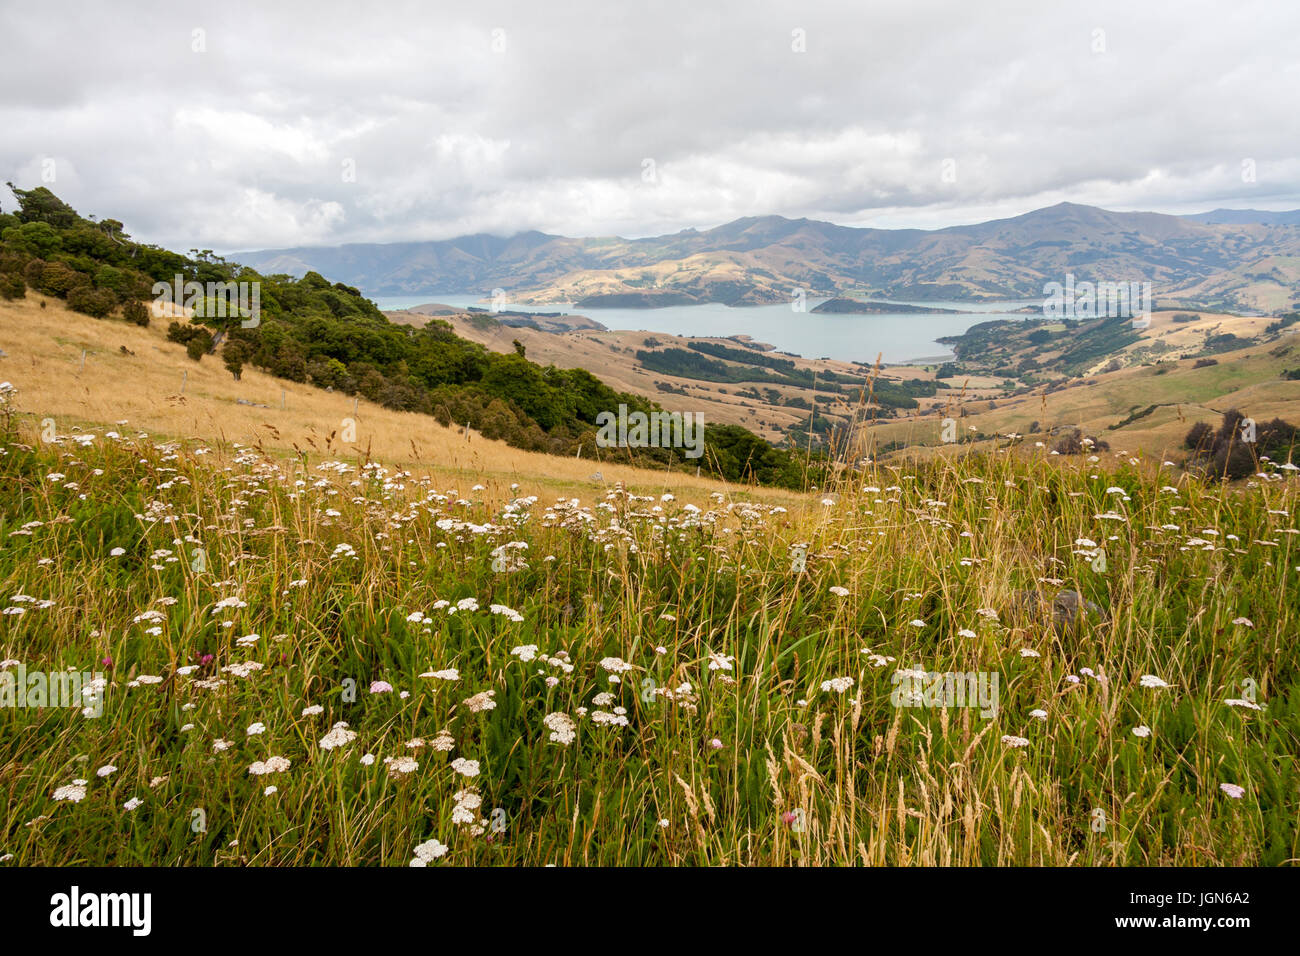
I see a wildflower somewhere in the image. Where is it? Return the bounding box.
[462,690,496,713]
[369,680,394,694]
[1132,725,1151,738]
[384,756,419,777]
[510,644,539,662]
[707,652,733,672]
[599,656,633,674]
[1231,617,1254,627]
[96,764,116,778]
[543,712,577,745]
[1139,675,1171,689]
[410,839,449,866]
[53,780,88,803]
[1001,735,1030,748]
[301,704,324,716]
[1224,698,1263,711]
[820,676,854,694]
[123,797,142,812]
[319,721,358,751]
[246,722,266,736]
[828,586,849,597]
[420,668,459,681]
[450,757,480,778]
[1219,783,1245,799]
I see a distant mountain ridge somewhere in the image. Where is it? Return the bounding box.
[236,203,1300,312]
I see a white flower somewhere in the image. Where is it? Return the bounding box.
[246,721,266,736]
[828,586,849,597]
[599,657,633,674]
[123,797,143,811]
[1224,698,1263,711]
[1132,725,1151,738]
[820,676,854,694]
[462,690,496,713]
[319,721,358,751]
[1219,782,1246,799]
[1001,735,1030,748]
[1139,675,1170,689]
[450,757,480,778]
[411,838,449,865]
[96,764,116,778]
[543,712,576,745]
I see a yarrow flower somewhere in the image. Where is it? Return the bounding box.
[820,676,854,694]
[410,838,449,866]
[543,711,576,745]
[319,721,358,751]
[1219,782,1246,799]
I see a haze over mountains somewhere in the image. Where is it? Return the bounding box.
[238,203,1300,312]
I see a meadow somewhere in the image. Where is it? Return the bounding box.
[0,375,1296,866]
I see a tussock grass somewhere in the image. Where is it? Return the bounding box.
[0,387,1296,866]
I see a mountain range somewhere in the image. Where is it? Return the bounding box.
[237,202,1300,312]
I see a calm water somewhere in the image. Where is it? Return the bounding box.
[370,294,1040,364]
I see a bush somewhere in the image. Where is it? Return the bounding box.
[1185,409,1300,479]
[35,261,85,297]
[1052,428,1110,455]
[0,273,25,300]
[66,285,117,318]
[122,300,149,326]
[1193,357,1219,368]
[186,337,208,361]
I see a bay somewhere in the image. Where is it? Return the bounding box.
[370,294,1041,364]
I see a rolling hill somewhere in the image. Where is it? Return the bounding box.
[238,203,1300,312]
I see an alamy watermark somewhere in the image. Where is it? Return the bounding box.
[152,274,261,327]
[595,404,704,459]
[0,665,105,717]
[1043,274,1152,328]
[891,668,999,718]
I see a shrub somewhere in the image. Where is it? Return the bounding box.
[122,300,149,326]
[186,337,208,361]
[66,285,117,318]
[0,273,25,300]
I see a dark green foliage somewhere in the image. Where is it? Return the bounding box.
[66,285,117,318]
[1186,409,1299,479]
[122,300,149,326]
[0,272,24,300]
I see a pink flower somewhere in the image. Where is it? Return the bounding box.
[708,738,723,750]
[1219,782,1246,799]
[370,680,394,694]
[781,811,798,826]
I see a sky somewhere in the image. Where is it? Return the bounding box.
[2,0,1298,253]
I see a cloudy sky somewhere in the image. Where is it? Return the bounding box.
[3,0,1297,253]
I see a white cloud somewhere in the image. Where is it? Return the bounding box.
[0,0,1296,252]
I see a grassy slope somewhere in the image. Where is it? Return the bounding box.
[1,301,1298,866]
[0,295,790,504]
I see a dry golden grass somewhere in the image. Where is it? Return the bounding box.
[0,295,799,506]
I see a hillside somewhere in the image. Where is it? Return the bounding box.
[238,203,1300,312]
[0,185,814,490]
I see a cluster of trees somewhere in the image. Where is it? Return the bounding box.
[0,184,820,488]
[1185,410,1298,479]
